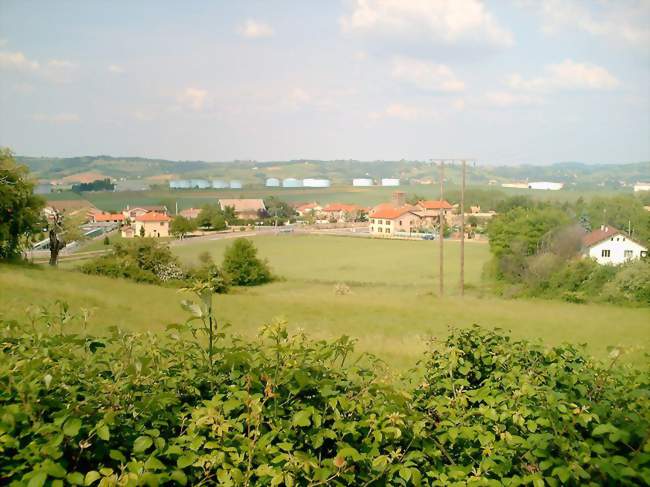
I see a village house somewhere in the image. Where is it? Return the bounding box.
[122,205,168,221]
[294,202,323,218]
[89,211,124,224]
[218,199,266,220]
[321,203,366,223]
[369,206,422,236]
[582,225,648,265]
[414,199,454,225]
[133,212,171,238]
[369,192,421,236]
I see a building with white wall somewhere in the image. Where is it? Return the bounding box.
[353,178,373,187]
[303,178,330,188]
[582,226,647,265]
[381,178,400,187]
[634,182,650,192]
[528,181,564,190]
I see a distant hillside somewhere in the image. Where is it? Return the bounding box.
[15,154,650,189]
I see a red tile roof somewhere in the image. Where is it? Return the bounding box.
[92,213,124,222]
[371,206,416,219]
[322,203,364,213]
[135,212,171,222]
[418,200,453,210]
[580,226,644,248]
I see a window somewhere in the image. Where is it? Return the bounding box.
[601,249,611,257]
[378,227,382,233]
[160,222,164,226]
[399,220,403,226]
[624,250,633,259]
[386,228,390,233]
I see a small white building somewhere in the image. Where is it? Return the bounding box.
[302,178,330,188]
[528,181,564,190]
[633,182,650,192]
[381,178,400,187]
[352,178,373,187]
[582,226,647,265]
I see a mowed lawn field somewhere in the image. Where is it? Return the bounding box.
[2,235,649,367]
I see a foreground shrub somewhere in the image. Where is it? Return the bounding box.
[222,238,272,286]
[1,305,648,485]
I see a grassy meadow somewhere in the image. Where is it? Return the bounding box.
[2,234,649,367]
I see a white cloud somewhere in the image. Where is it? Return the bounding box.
[108,64,124,74]
[341,0,514,47]
[238,19,274,39]
[33,113,80,123]
[524,0,650,46]
[180,87,208,110]
[0,50,80,82]
[509,60,620,92]
[370,103,422,121]
[0,50,40,71]
[391,57,464,92]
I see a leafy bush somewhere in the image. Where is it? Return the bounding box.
[601,259,650,306]
[80,239,182,285]
[1,304,648,486]
[222,238,272,286]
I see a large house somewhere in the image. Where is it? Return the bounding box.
[133,212,171,238]
[582,225,647,265]
[368,192,453,237]
[218,199,266,220]
[294,202,323,218]
[122,205,168,221]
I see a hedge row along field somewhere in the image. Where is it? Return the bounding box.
[1,295,649,485]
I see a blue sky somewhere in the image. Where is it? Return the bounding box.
[0,0,648,164]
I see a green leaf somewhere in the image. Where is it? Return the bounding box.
[292,409,312,427]
[171,470,188,485]
[551,466,571,483]
[592,423,617,436]
[96,424,110,441]
[109,450,126,463]
[399,467,412,481]
[144,456,165,470]
[133,435,153,453]
[84,471,101,486]
[27,472,47,487]
[177,453,196,469]
[66,473,84,485]
[63,418,82,437]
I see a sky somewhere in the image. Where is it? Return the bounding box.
[0,0,648,165]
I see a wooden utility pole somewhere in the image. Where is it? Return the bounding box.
[439,160,444,297]
[460,160,466,296]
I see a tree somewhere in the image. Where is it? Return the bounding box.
[406,193,426,205]
[222,238,272,286]
[139,225,145,237]
[47,209,66,266]
[47,210,86,266]
[263,197,295,221]
[171,216,197,239]
[0,148,45,260]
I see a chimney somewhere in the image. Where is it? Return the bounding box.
[392,191,405,207]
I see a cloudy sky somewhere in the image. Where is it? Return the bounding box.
[0,0,648,164]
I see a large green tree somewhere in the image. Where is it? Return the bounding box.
[0,148,44,260]
[222,238,272,286]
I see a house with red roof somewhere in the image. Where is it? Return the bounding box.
[132,212,171,238]
[90,212,124,224]
[582,225,647,265]
[414,199,454,225]
[294,202,323,217]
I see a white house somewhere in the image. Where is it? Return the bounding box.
[633,182,650,192]
[528,181,564,190]
[582,226,647,265]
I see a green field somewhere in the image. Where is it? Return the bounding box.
[45,185,631,213]
[3,235,648,367]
